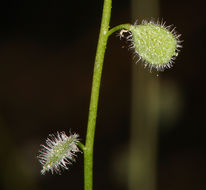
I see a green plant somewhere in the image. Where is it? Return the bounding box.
[37,0,181,190]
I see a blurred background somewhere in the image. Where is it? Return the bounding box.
[0,0,205,190]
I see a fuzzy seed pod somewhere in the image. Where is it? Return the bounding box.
[125,20,182,71]
[37,131,80,174]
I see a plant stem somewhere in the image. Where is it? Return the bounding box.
[84,0,112,190]
[107,24,131,37]
[84,1,132,190]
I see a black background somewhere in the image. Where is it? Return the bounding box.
[0,0,205,190]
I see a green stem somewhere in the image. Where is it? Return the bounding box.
[107,24,131,37]
[84,0,112,190]
[84,1,132,190]
[77,142,85,151]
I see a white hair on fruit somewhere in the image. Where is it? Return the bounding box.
[37,131,80,174]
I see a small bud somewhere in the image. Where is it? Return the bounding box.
[127,20,182,71]
[37,131,80,174]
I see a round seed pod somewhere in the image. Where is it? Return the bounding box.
[127,20,182,71]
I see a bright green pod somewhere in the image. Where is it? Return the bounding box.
[128,21,181,71]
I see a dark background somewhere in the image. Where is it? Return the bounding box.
[0,0,205,190]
